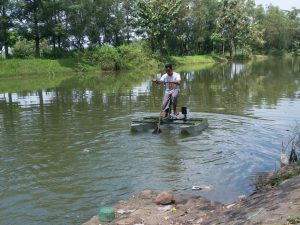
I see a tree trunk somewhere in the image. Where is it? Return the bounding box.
[222,41,225,56]
[126,14,130,44]
[229,40,234,58]
[2,6,9,58]
[4,44,9,58]
[234,45,237,58]
[52,35,56,50]
[34,13,40,57]
[52,14,57,50]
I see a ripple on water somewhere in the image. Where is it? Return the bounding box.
[1,101,299,224]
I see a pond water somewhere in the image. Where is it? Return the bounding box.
[0,57,300,225]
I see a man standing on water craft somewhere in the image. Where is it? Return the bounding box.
[153,63,181,118]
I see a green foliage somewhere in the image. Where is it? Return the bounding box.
[12,38,52,58]
[43,48,71,59]
[40,39,52,57]
[213,0,264,57]
[136,0,184,56]
[0,0,299,59]
[0,0,18,58]
[117,44,152,69]
[271,162,300,186]
[259,5,298,54]
[189,0,219,54]
[12,38,35,58]
[78,43,156,71]
[287,216,300,224]
[93,45,121,71]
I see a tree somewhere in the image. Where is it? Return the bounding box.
[136,0,183,56]
[64,1,89,49]
[0,0,14,58]
[189,0,219,54]
[84,0,113,47]
[287,8,300,53]
[41,0,68,51]
[212,0,263,57]
[15,0,46,57]
[123,0,136,44]
[260,5,295,53]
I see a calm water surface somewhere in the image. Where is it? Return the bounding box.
[0,57,300,225]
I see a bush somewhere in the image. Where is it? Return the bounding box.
[293,48,300,56]
[12,38,53,58]
[77,42,155,71]
[43,48,71,59]
[82,45,121,71]
[12,38,35,58]
[267,48,286,56]
[117,44,144,69]
[40,39,52,57]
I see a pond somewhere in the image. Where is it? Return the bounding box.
[0,57,300,225]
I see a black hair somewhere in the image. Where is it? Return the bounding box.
[164,63,173,70]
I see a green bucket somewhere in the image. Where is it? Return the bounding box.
[98,207,115,222]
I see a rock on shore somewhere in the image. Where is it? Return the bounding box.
[83,171,300,225]
[83,189,224,225]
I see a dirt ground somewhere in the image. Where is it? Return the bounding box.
[83,166,300,225]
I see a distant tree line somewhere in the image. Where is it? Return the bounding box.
[0,0,299,59]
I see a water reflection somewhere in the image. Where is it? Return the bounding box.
[0,57,300,225]
[1,58,299,115]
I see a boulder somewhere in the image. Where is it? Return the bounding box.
[138,189,153,199]
[82,216,101,225]
[154,191,174,205]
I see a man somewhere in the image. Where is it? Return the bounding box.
[153,63,181,118]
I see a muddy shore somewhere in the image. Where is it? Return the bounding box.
[83,165,300,225]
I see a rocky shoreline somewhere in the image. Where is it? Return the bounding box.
[83,164,300,225]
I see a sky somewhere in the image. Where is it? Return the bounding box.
[254,0,300,10]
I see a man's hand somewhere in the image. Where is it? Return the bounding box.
[169,80,180,85]
[152,79,161,84]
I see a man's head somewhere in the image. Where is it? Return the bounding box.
[165,63,173,76]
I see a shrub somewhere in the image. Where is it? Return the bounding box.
[82,45,121,71]
[77,42,155,71]
[40,39,52,57]
[43,48,70,59]
[12,38,35,58]
[117,44,141,69]
[12,38,53,58]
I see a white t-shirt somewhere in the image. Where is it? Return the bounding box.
[160,72,181,94]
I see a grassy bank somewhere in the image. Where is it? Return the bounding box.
[0,54,218,93]
[172,55,218,71]
[0,58,99,77]
[172,55,216,65]
[0,54,217,78]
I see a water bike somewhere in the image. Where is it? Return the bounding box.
[131,103,208,135]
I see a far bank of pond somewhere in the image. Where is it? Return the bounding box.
[0,55,217,93]
[0,55,216,78]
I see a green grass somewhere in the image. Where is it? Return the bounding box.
[271,162,300,187]
[0,58,99,77]
[172,55,216,65]
[287,216,300,224]
[0,54,218,78]
[176,61,216,72]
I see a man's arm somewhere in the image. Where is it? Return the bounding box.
[152,80,180,85]
[152,79,163,84]
[173,80,180,85]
